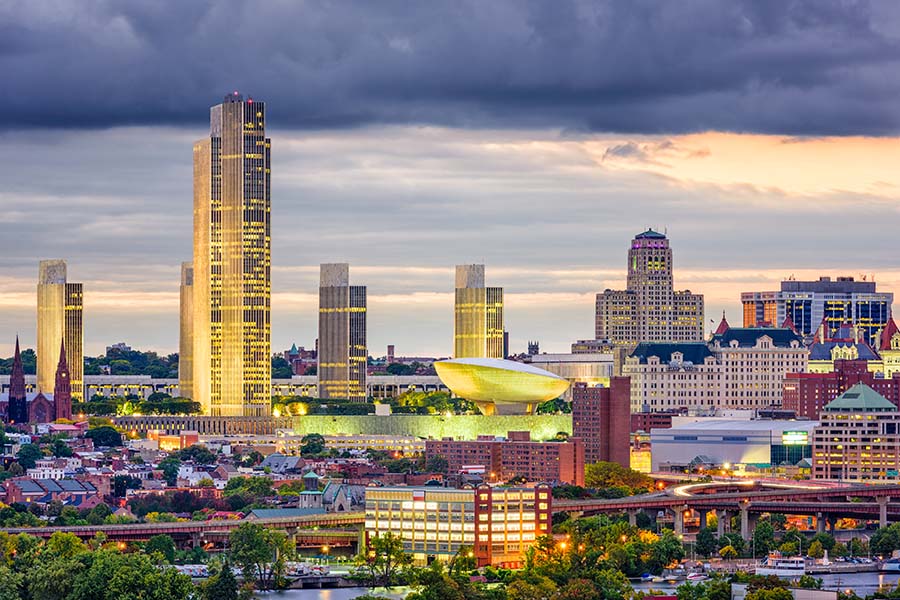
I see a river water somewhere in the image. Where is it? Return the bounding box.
[260,572,900,599]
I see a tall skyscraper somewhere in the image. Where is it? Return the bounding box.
[179,262,194,400]
[741,276,892,348]
[37,260,83,401]
[595,230,703,350]
[317,263,367,401]
[454,264,504,358]
[192,93,271,417]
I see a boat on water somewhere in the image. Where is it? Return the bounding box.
[640,574,655,582]
[755,554,806,577]
[882,558,900,572]
[686,573,708,581]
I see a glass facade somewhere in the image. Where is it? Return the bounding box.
[318,263,367,402]
[192,94,271,417]
[37,260,84,402]
[179,262,193,400]
[454,265,504,359]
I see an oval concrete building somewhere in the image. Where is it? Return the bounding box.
[434,357,570,415]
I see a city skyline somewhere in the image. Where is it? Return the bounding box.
[2,2,900,357]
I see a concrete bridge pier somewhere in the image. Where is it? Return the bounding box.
[697,509,709,529]
[717,510,728,537]
[287,527,298,548]
[673,505,688,536]
[740,505,757,541]
[816,512,826,534]
[191,533,202,549]
[627,509,640,527]
[878,496,890,528]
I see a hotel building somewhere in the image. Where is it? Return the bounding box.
[37,260,83,401]
[741,276,892,348]
[595,230,703,351]
[624,323,806,412]
[454,265,504,359]
[191,92,271,417]
[364,483,552,567]
[812,384,900,482]
[318,263,367,401]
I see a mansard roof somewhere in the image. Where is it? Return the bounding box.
[629,342,714,365]
[711,327,803,348]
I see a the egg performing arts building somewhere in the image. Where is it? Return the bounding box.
[433,357,571,415]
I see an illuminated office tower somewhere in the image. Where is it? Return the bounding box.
[179,262,193,399]
[318,263,367,401]
[192,93,271,417]
[37,260,83,401]
[454,264,504,358]
[595,230,703,350]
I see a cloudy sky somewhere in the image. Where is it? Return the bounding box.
[2,0,900,358]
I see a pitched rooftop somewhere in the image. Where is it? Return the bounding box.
[823,383,897,412]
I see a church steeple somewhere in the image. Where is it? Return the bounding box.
[8,336,28,424]
[54,339,72,421]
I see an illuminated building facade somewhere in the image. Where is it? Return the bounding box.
[434,357,570,415]
[741,276,892,348]
[625,325,806,412]
[179,262,193,399]
[192,93,271,417]
[317,263,367,401]
[812,384,900,481]
[454,265,504,359]
[595,230,703,351]
[364,483,552,567]
[37,260,83,401]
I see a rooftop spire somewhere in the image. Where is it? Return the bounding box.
[714,311,730,335]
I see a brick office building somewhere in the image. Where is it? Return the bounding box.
[425,431,584,485]
[572,377,631,467]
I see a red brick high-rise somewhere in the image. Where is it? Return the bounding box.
[572,376,631,468]
[54,340,72,421]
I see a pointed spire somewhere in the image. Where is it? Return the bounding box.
[57,337,68,369]
[714,310,730,335]
[54,338,72,422]
[8,335,27,423]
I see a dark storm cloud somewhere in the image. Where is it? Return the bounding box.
[3,0,900,135]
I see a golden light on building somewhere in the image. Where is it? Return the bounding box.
[37,260,83,401]
[434,357,570,415]
[318,264,367,402]
[191,93,271,417]
[454,264,503,359]
[179,262,193,399]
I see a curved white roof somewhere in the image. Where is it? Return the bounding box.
[436,357,566,380]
